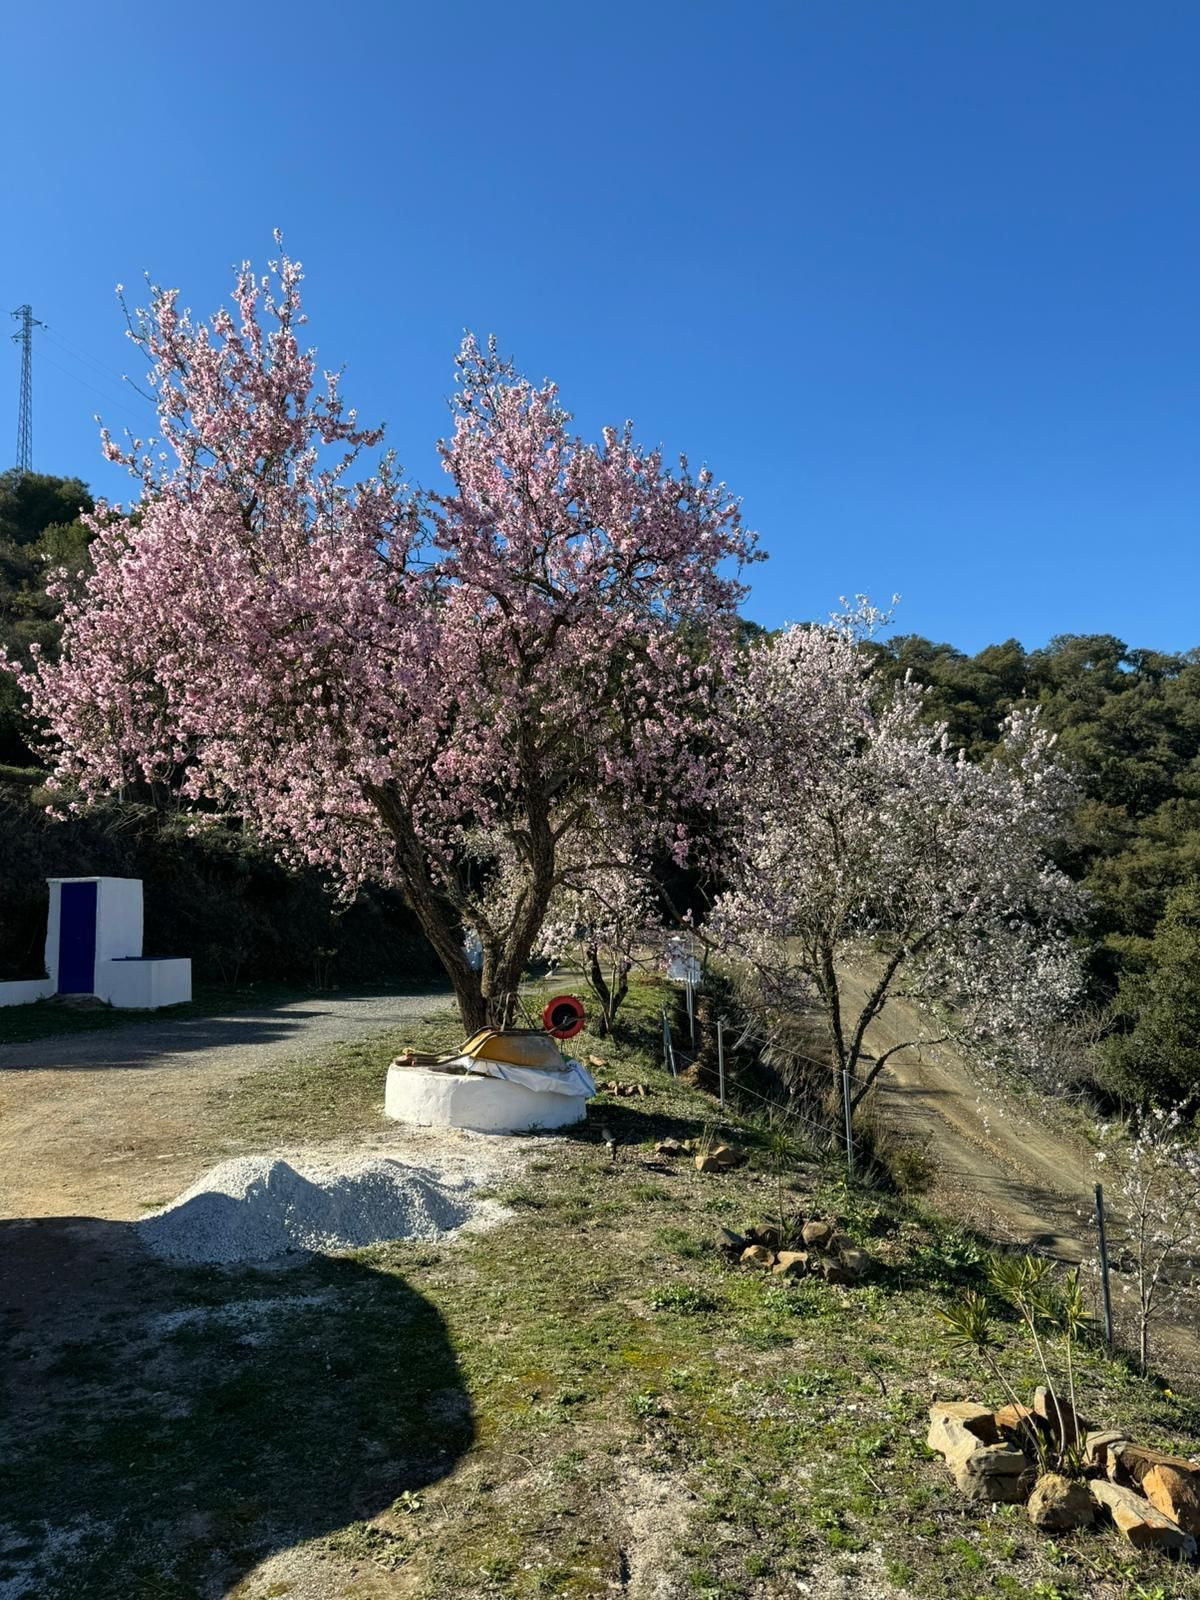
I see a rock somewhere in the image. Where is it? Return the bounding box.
[928,1402,1000,1457]
[953,1447,1030,1503]
[993,1402,1039,1439]
[801,1219,835,1249]
[710,1145,745,1169]
[695,1154,723,1173]
[818,1258,855,1286]
[655,1139,683,1157]
[1089,1479,1197,1556]
[772,1250,809,1277]
[1143,1465,1200,1537]
[927,1404,1028,1503]
[741,1245,774,1268]
[1033,1386,1085,1447]
[1026,1473,1094,1531]
[1083,1429,1130,1471]
[836,1247,873,1281]
[681,1139,700,1154]
[1108,1441,1200,1488]
[589,1056,607,1068]
[745,1223,781,1251]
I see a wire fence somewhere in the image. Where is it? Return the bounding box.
[660,994,852,1157]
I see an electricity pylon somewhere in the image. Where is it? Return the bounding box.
[10,304,44,473]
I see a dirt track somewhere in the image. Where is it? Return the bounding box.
[843,965,1200,1384]
[0,989,451,1221]
[845,970,1093,1259]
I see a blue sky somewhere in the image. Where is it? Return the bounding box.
[3,1,1197,654]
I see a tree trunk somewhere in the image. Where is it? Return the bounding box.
[817,939,848,1101]
[450,966,487,1033]
[367,777,557,1036]
[478,771,557,1027]
[586,945,613,1033]
[366,782,487,1032]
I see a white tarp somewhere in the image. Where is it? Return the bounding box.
[441,1056,595,1099]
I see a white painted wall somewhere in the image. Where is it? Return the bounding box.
[96,878,144,964]
[103,958,192,1010]
[45,875,144,987]
[0,977,55,1008]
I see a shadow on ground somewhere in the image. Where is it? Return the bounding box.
[0,1215,471,1598]
[0,983,454,1072]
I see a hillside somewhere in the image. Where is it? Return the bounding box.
[3,984,1200,1600]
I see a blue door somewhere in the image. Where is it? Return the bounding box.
[58,881,98,994]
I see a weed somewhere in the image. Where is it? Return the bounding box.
[649,1285,719,1315]
[630,1390,669,1419]
[630,1181,670,1202]
[884,1136,935,1195]
[947,1536,985,1572]
[324,1521,406,1569]
[655,1226,709,1259]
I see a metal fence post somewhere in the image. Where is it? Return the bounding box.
[1095,1182,1114,1352]
[686,977,695,1046]
[842,1069,854,1180]
[662,1006,677,1078]
[717,1017,726,1111]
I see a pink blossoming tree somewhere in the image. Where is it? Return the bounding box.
[711,607,1083,1116]
[7,251,758,1030]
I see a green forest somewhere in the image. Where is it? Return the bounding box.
[863,631,1200,1104]
[3,469,1197,1105]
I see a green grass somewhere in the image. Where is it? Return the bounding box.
[0,762,44,787]
[213,1005,464,1146]
[4,978,1200,1599]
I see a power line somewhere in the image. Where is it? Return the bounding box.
[43,328,153,407]
[10,304,44,472]
[37,349,149,428]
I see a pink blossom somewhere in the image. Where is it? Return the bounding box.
[3,258,760,1030]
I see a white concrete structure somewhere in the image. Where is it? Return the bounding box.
[385,1064,590,1134]
[104,958,194,1010]
[0,977,56,1008]
[40,876,191,1009]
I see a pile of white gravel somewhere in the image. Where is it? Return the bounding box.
[137,1151,497,1265]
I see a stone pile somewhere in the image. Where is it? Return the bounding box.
[655,1137,747,1173]
[928,1397,1200,1557]
[718,1216,876,1284]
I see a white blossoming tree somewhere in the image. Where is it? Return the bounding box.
[1097,1110,1200,1375]
[537,861,660,1037]
[711,607,1084,1118]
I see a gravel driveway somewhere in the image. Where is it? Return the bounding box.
[0,989,453,1221]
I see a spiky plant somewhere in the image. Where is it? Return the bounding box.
[936,1290,1047,1469]
[986,1254,1077,1463]
[940,1254,1100,1476]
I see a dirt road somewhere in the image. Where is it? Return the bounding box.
[845,972,1092,1260]
[842,965,1200,1384]
[0,989,452,1221]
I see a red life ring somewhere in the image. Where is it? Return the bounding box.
[542,994,586,1039]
